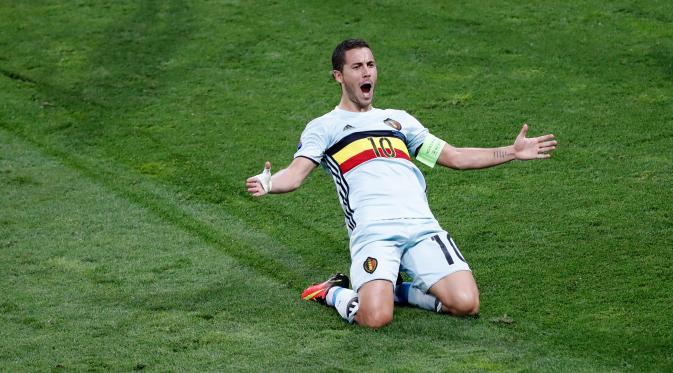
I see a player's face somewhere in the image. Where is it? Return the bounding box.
[334,47,377,112]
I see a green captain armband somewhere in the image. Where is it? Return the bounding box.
[416,133,446,168]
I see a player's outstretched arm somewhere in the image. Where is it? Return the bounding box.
[245,157,317,197]
[436,124,556,170]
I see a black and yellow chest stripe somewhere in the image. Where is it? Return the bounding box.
[326,130,410,174]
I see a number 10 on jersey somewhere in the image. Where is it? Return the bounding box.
[367,137,397,158]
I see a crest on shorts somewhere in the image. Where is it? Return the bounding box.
[363,257,378,274]
[384,118,402,130]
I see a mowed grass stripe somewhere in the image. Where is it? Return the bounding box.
[0,0,350,278]
[0,130,349,371]
[0,126,315,288]
[0,65,350,284]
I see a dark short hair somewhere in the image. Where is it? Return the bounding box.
[332,38,370,72]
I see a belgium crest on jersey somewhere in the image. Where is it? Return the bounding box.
[384,118,402,130]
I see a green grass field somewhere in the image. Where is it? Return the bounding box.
[1,0,672,371]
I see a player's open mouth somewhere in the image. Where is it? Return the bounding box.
[360,83,372,95]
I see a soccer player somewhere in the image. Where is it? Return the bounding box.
[246,39,556,328]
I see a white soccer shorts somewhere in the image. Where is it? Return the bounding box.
[349,218,471,293]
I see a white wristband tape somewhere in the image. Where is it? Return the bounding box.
[416,133,446,168]
[255,167,272,193]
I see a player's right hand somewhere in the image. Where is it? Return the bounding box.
[246,161,272,197]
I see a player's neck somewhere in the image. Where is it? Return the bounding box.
[338,97,373,113]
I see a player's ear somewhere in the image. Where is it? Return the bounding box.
[333,69,343,84]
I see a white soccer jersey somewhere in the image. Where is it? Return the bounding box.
[294,107,436,235]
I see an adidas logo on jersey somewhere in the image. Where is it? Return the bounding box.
[343,124,354,131]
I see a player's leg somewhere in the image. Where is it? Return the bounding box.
[394,280,442,312]
[429,270,479,316]
[395,272,478,316]
[354,279,394,328]
[401,226,478,316]
[302,221,402,327]
[301,275,395,328]
[301,273,359,322]
[348,238,400,328]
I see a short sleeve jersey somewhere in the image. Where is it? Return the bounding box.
[294,106,436,235]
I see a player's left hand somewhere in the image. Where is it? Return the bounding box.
[513,124,557,160]
[246,161,272,197]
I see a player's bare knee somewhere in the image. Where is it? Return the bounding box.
[357,307,393,329]
[453,291,480,316]
[361,312,393,329]
[459,295,480,316]
[439,289,479,316]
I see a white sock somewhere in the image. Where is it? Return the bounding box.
[398,282,442,313]
[326,287,359,323]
